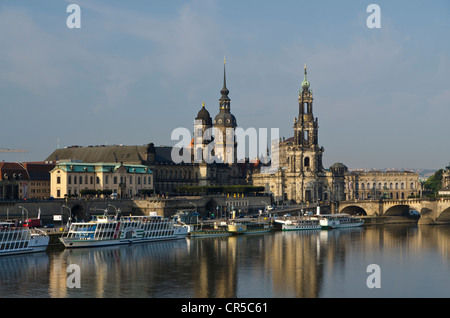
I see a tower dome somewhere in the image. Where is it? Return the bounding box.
[196,102,212,125]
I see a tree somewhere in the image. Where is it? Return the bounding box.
[423,169,443,195]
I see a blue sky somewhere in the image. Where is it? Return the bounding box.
[0,0,449,170]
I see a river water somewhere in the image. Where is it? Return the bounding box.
[2,224,450,299]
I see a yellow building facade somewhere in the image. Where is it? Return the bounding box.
[50,162,153,199]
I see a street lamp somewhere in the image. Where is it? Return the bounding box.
[62,204,72,228]
[18,206,28,224]
[108,204,121,219]
[189,202,197,212]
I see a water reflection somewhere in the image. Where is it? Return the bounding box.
[0,252,49,297]
[3,225,450,297]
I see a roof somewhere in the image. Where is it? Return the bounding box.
[45,144,180,165]
[46,145,146,164]
[22,162,55,180]
[51,162,152,174]
[0,162,55,181]
[0,162,28,181]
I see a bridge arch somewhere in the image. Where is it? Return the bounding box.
[384,205,409,216]
[71,204,86,222]
[437,207,450,223]
[340,205,367,216]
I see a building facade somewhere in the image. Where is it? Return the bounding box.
[0,162,54,200]
[49,162,153,199]
[439,163,450,196]
[250,67,347,204]
[345,171,420,200]
[46,62,246,195]
[44,63,420,204]
[249,66,419,204]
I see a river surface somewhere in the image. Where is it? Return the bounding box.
[2,224,450,298]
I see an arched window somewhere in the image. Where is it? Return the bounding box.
[304,157,310,167]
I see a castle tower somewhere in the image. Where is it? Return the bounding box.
[214,58,237,164]
[194,101,213,163]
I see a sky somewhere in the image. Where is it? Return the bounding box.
[0,0,449,170]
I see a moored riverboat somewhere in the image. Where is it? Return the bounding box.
[0,222,49,256]
[60,215,189,248]
[189,222,232,238]
[242,221,274,234]
[319,214,364,230]
[274,217,321,231]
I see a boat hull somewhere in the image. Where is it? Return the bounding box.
[0,239,49,256]
[60,235,185,248]
[189,230,233,238]
[281,224,321,231]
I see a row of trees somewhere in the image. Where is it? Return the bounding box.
[73,189,154,198]
[175,185,265,195]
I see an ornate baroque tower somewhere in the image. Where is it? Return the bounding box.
[213,59,237,164]
[290,65,325,202]
[293,65,324,171]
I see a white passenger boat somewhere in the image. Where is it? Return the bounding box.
[60,215,189,248]
[274,218,321,231]
[0,222,49,256]
[319,214,364,230]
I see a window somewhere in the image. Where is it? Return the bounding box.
[68,176,71,184]
[57,190,61,197]
[304,157,310,167]
[90,176,93,184]
[114,177,117,184]
[57,177,61,184]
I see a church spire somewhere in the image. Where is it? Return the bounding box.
[220,57,230,110]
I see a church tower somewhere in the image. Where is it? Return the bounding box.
[293,65,324,174]
[214,59,237,164]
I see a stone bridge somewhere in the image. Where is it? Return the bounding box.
[337,198,450,224]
